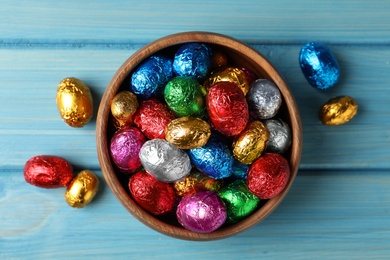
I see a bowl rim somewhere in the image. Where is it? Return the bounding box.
[96,31,302,241]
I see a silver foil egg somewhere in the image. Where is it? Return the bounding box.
[247,79,282,119]
[263,118,291,154]
[139,139,191,182]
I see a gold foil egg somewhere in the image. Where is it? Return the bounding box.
[56,77,93,127]
[212,49,228,68]
[204,67,250,96]
[111,90,139,128]
[174,171,223,197]
[165,117,211,149]
[320,96,358,126]
[65,170,99,208]
[232,120,270,164]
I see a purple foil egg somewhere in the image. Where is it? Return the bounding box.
[176,191,227,233]
[110,127,146,173]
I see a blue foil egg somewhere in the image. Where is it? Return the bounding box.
[131,55,173,99]
[232,160,250,179]
[173,43,213,81]
[188,136,233,179]
[299,42,340,90]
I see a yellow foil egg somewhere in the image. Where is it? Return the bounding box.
[232,121,270,164]
[65,170,99,208]
[204,67,250,96]
[111,90,139,128]
[165,117,211,149]
[320,96,358,126]
[56,77,93,127]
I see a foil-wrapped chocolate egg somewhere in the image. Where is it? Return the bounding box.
[173,43,213,80]
[165,117,211,149]
[24,155,73,188]
[139,139,191,182]
[204,67,250,96]
[232,160,250,180]
[211,49,228,68]
[232,121,269,164]
[65,170,99,208]
[110,127,146,173]
[188,135,233,179]
[247,79,282,119]
[133,98,176,139]
[206,81,249,136]
[176,191,226,233]
[129,171,176,215]
[299,42,340,90]
[247,153,290,200]
[319,96,358,125]
[131,55,173,99]
[56,77,93,128]
[173,171,223,197]
[218,180,260,223]
[164,76,206,117]
[264,118,292,153]
[110,90,138,128]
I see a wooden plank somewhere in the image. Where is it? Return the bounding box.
[1,170,389,259]
[0,45,388,170]
[0,0,389,44]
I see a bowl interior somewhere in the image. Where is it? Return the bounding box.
[96,32,302,241]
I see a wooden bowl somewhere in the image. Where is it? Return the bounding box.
[96,32,302,241]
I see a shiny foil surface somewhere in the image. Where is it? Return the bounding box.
[299,42,340,90]
[173,171,223,197]
[176,190,227,233]
[206,81,249,136]
[232,121,270,164]
[247,79,282,119]
[188,136,233,179]
[131,55,173,99]
[56,77,93,128]
[110,90,139,128]
[165,117,211,149]
[232,160,250,179]
[319,96,358,125]
[24,155,74,188]
[164,76,206,117]
[139,139,191,182]
[247,153,290,200]
[129,171,176,215]
[218,180,260,223]
[204,67,250,96]
[65,170,99,208]
[264,118,292,154]
[110,127,146,173]
[173,43,213,80]
[133,98,176,139]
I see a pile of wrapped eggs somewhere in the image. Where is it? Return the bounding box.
[109,42,293,233]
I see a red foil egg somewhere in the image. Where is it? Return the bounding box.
[133,98,176,139]
[206,81,249,136]
[129,171,176,215]
[246,153,290,200]
[24,155,73,188]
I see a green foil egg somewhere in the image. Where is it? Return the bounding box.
[218,180,260,223]
[164,76,206,117]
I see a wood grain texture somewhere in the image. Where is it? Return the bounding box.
[1,0,389,258]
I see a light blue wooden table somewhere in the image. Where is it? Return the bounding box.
[1,1,389,259]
